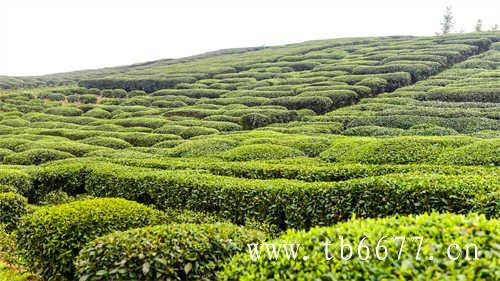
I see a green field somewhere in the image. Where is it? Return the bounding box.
[0,32,498,280]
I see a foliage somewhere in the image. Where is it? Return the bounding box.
[0,192,28,231]
[221,213,499,280]
[16,198,164,280]
[75,223,266,281]
[3,149,75,165]
[222,144,305,161]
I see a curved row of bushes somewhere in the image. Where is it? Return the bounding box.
[107,157,499,182]
[221,213,499,280]
[320,137,499,165]
[11,161,497,229]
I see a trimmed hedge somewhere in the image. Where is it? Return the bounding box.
[45,106,83,117]
[437,139,499,166]
[220,213,499,280]
[0,148,13,163]
[424,87,500,103]
[179,126,220,139]
[80,136,132,149]
[0,192,28,231]
[75,223,266,281]
[16,198,164,280]
[240,113,270,130]
[320,137,475,164]
[83,164,499,229]
[82,108,111,119]
[222,144,305,161]
[3,148,75,165]
[266,96,333,114]
[343,126,404,136]
[171,138,239,157]
[0,169,32,196]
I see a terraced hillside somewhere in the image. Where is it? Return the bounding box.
[0,32,498,280]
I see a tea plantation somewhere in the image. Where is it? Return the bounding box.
[0,32,498,280]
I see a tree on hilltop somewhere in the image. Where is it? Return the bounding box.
[475,19,483,32]
[440,6,454,35]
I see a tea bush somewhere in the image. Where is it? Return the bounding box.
[320,137,475,164]
[3,148,75,165]
[45,106,83,117]
[220,213,499,280]
[82,164,499,229]
[75,223,266,281]
[437,139,499,166]
[16,198,164,280]
[80,136,132,149]
[171,138,239,157]
[82,108,111,119]
[179,126,220,139]
[0,192,28,231]
[222,144,305,161]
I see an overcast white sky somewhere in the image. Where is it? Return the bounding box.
[1,0,499,76]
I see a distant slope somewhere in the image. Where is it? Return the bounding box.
[0,46,266,89]
[0,32,498,138]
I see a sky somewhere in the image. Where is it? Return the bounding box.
[1,0,499,76]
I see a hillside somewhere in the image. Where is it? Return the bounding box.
[0,32,499,280]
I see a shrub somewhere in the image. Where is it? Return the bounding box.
[0,192,28,231]
[66,95,79,103]
[266,96,333,114]
[120,133,181,147]
[39,190,77,205]
[3,148,75,165]
[343,115,497,133]
[152,139,186,148]
[16,198,164,280]
[0,118,29,127]
[84,163,498,228]
[240,113,270,130]
[204,115,241,123]
[320,137,473,164]
[80,136,132,149]
[151,100,187,108]
[0,223,20,265]
[180,126,220,139]
[100,89,128,98]
[152,89,226,98]
[78,94,98,104]
[45,106,83,117]
[343,126,404,136]
[436,139,499,166]
[407,124,459,136]
[112,117,168,129]
[0,169,32,197]
[299,90,359,109]
[0,148,13,163]
[356,77,388,94]
[222,144,305,161]
[75,223,266,281]
[171,138,239,157]
[40,92,65,101]
[220,213,499,281]
[15,141,97,157]
[154,124,188,135]
[82,108,111,119]
[0,138,31,151]
[424,87,500,103]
